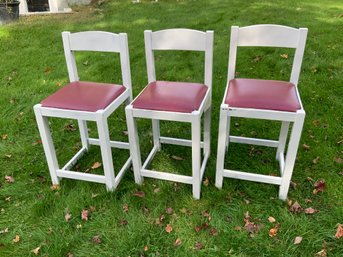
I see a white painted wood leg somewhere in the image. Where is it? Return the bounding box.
[203,107,211,156]
[278,111,305,200]
[125,106,143,184]
[215,107,229,189]
[192,113,201,199]
[225,116,231,152]
[96,114,116,191]
[78,120,89,150]
[276,121,290,160]
[34,105,60,185]
[152,119,161,150]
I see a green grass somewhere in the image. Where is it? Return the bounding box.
[0,0,342,256]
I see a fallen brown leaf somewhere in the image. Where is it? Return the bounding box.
[334,156,343,164]
[194,242,203,250]
[91,162,102,169]
[153,187,160,193]
[268,216,276,223]
[144,245,149,251]
[252,55,262,63]
[195,226,201,233]
[165,207,173,215]
[335,224,343,239]
[4,175,14,183]
[67,252,73,257]
[312,156,320,164]
[289,201,302,213]
[171,155,184,161]
[33,246,41,255]
[312,120,321,126]
[294,236,303,245]
[134,191,145,198]
[13,234,20,243]
[313,179,326,194]
[165,224,173,233]
[304,207,317,214]
[174,238,182,247]
[92,235,101,244]
[302,144,310,150]
[203,177,209,186]
[1,134,8,140]
[0,228,9,234]
[209,227,218,236]
[81,209,89,221]
[280,54,288,59]
[64,123,77,132]
[123,204,129,213]
[269,227,278,237]
[65,212,71,222]
[234,226,242,231]
[315,249,327,257]
[119,219,128,226]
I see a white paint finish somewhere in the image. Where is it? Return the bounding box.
[56,170,106,183]
[222,169,282,185]
[126,29,214,199]
[237,25,300,48]
[151,29,207,51]
[216,25,308,200]
[88,138,130,150]
[278,110,305,200]
[160,136,204,148]
[141,169,194,184]
[229,136,279,148]
[34,31,132,191]
[68,31,121,52]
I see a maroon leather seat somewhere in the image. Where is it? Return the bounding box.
[41,81,126,112]
[225,79,301,112]
[132,81,208,113]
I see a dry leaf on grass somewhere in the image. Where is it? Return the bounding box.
[65,212,71,222]
[280,54,288,59]
[92,235,101,244]
[209,227,218,236]
[335,224,343,239]
[91,162,102,169]
[302,144,310,150]
[268,216,276,223]
[313,179,326,194]
[33,246,41,255]
[171,155,184,161]
[81,209,89,221]
[4,175,14,183]
[194,242,203,250]
[174,238,182,247]
[315,249,327,257]
[294,236,303,245]
[165,224,173,233]
[304,207,317,214]
[289,201,302,213]
[13,235,20,243]
[122,204,129,213]
[134,191,145,198]
[334,156,343,164]
[165,207,173,215]
[312,156,320,164]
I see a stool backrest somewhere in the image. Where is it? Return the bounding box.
[144,28,214,88]
[62,31,132,95]
[227,25,308,86]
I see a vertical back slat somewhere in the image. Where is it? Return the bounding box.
[144,30,156,83]
[62,32,79,82]
[204,31,214,88]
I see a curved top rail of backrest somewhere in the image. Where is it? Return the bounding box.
[150,29,208,51]
[237,24,305,48]
[65,31,122,52]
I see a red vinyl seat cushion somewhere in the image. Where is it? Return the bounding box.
[132,81,208,113]
[41,81,126,112]
[225,79,301,112]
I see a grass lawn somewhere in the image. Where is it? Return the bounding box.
[0,0,342,256]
